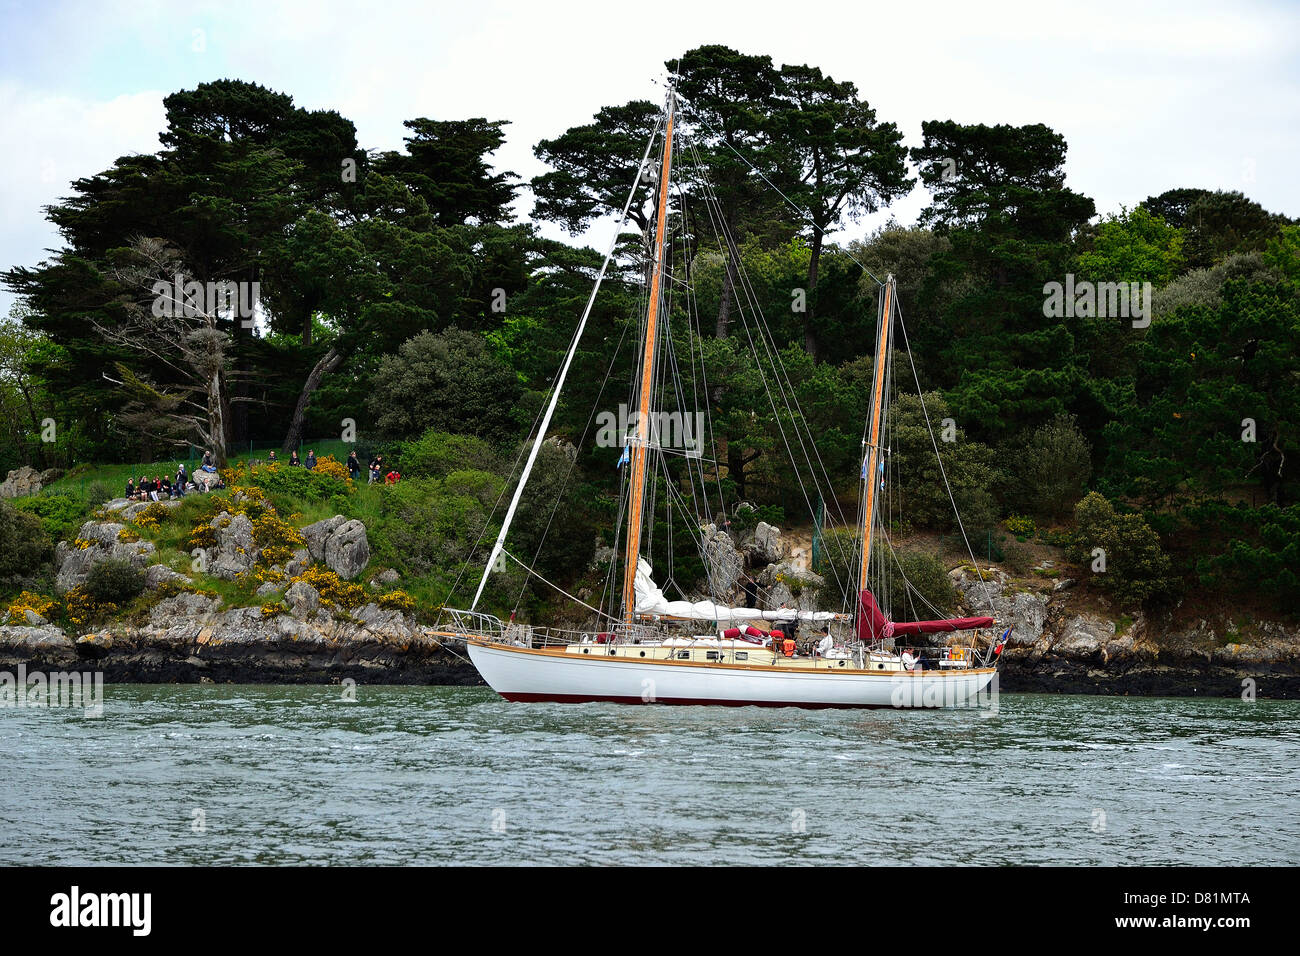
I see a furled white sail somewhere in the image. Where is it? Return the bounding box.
[633,559,838,623]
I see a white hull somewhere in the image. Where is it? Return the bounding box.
[467,640,997,709]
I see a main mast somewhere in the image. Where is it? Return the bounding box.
[621,94,676,626]
[858,275,895,594]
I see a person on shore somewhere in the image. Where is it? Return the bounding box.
[267,450,278,466]
[305,450,317,470]
[368,454,383,484]
[125,478,135,500]
[173,465,187,498]
[289,450,301,467]
[136,475,150,500]
[160,475,173,498]
[384,469,400,485]
[347,450,361,479]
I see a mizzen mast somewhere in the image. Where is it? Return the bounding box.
[621,95,676,626]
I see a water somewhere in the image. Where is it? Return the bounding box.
[2,686,1296,865]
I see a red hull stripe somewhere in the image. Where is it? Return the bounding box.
[499,692,903,710]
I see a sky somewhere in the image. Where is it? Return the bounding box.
[1,0,1298,319]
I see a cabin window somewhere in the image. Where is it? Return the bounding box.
[639,651,646,657]
[582,648,589,654]
[735,652,749,661]
[706,651,720,661]
[877,663,884,669]
[676,652,690,660]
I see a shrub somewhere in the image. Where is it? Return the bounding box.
[0,500,53,579]
[292,565,365,610]
[400,430,498,479]
[85,558,146,605]
[1071,492,1176,607]
[132,501,173,530]
[1005,515,1036,537]
[12,493,86,545]
[5,590,59,621]
[63,586,117,627]
[377,589,416,613]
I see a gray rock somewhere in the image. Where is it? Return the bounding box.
[756,561,825,613]
[324,520,370,580]
[301,516,347,561]
[285,581,320,618]
[209,512,257,580]
[54,520,156,592]
[23,609,47,626]
[255,582,280,598]
[144,564,188,591]
[0,465,45,499]
[285,548,311,578]
[1053,578,1075,592]
[374,568,400,585]
[1051,615,1116,655]
[0,624,74,653]
[701,523,745,603]
[740,521,785,567]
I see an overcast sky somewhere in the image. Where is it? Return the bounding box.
[2,0,1297,318]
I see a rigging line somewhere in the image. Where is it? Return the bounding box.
[675,175,730,537]
[508,290,638,618]
[684,136,858,541]
[470,104,665,611]
[687,146,859,602]
[501,549,620,623]
[893,295,996,616]
[676,100,885,288]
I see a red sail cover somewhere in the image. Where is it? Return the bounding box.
[857,589,993,642]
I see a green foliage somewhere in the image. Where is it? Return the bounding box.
[400,429,498,479]
[890,392,1003,533]
[1010,413,1092,520]
[85,558,146,604]
[13,493,89,545]
[367,328,523,442]
[0,500,52,580]
[1072,493,1176,607]
[249,462,352,502]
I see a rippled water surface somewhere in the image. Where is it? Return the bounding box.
[2,685,1296,865]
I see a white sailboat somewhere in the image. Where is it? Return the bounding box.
[442,86,1008,708]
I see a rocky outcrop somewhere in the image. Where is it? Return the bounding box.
[207,512,258,580]
[756,561,824,614]
[54,520,157,593]
[701,523,744,603]
[740,521,785,568]
[0,592,474,685]
[0,466,61,499]
[301,516,370,580]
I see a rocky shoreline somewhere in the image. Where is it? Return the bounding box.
[2,503,1297,697]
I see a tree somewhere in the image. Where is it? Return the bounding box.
[1012,413,1092,520]
[770,63,911,357]
[1071,492,1175,607]
[532,100,662,238]
[366,329,523,443]
[375,118,519,227]
[670,45,792,338]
